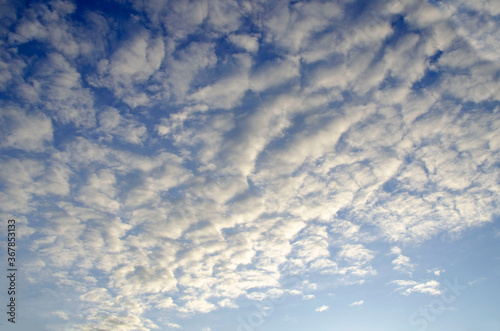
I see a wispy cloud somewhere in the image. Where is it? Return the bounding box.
[390,246,415,275]
[349,300,364,307]
[391,280,442,296]
[316,305,329,312]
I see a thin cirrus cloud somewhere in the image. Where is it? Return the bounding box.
[0,0,499,330]
[349,300,364,307]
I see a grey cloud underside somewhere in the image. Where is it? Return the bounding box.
[1,0,500,329]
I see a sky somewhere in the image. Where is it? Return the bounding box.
[0,0,500,330]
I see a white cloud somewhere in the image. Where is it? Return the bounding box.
[390,247,415,275]
[391,280,442,296]
[110,30,164,84]
[0,158,38,213]
[443,0,500,63]
[405,2,450,27]
[167,322,183,329]
[338,244,375,264]
[427,269,445,276]
[184,299,217,314]
[0,45,26,92]
[218,298,238,309]
[189,53,252,109]
[124,154,192,207]
[165,41,217,102]
[229,33,259,53]
[51,310,69,320]
[315,305,329,312]
[19,53,95,127]
[89,30,165,108]
[250,57,300,92]
[98,107,147,144]
[8,0,80,58]
[3,0,500,329]
[264,1,342,53]
[262,104,373,177]
[206,0,243,34]
[80,288,112,303]
[0,105,53,152]
[77,170,120,213]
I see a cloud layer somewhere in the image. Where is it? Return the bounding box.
[1,0,499,329]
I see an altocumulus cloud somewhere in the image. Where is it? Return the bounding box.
[348,300,364,307]
[0,0,500,330]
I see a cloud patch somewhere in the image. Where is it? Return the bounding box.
[316,305,329,312]
[1,0,499,330]
[391,280,442,296]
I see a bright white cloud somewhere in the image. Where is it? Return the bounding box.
[390,247,415,275]
[52,310,69,320]
[316,305,329,312]
[97,107,147,144]
[349,300,364,307]
[0,105,53,152]
[391,280,442,296]
[427,269,445,276]
[22,52,95,127]
[167,322,183,329]
[1,0,499,330]
[228,33,259,53]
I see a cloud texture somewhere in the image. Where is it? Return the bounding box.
[0,0,499,330]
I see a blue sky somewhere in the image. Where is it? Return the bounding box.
[1,0,500,330]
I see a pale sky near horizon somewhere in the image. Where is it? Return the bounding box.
[1,0,500,330]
